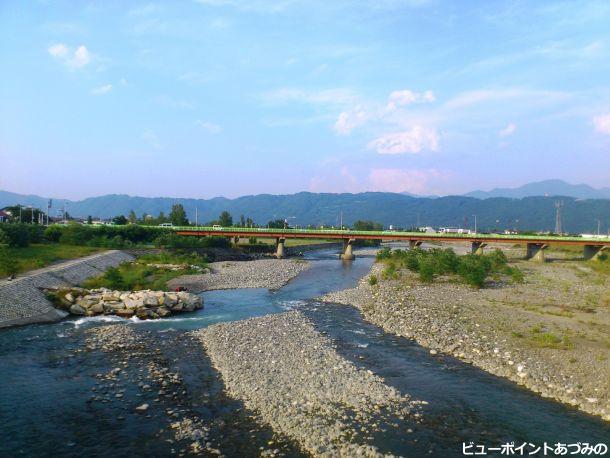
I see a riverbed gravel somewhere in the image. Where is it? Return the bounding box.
[168,258,310,292]
[322,253,610,421]
[194,310,423,457]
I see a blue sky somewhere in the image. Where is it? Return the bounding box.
[1,0,610,199]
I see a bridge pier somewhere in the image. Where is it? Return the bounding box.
[275,238,285,259]
[583,245,608,261]
[471,241,487,255]
[409,240,423,249]
[525,243,548,262]
[340,238,356,261]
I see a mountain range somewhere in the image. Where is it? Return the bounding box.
[1,179,609,233]
[464,179,610,199]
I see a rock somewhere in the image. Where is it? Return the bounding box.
[116,309,135,318]
[135,403,149,412]
[91,303,105,314]
[157,307,171,318]
[65,292,75,303]
[69,304,86,315]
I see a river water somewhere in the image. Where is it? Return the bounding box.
[0,248,607,457]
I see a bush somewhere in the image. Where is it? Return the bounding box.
[376,247,521,288]
[418,258,435,282]
[368,275,378,286]
[0,223,31,247]
[44,225,62,242]
[457,255,488,288]
[154,233,230,249]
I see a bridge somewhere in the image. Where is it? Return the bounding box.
[168,226,610,262]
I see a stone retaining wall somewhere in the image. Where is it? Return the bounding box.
[0,250,134,329]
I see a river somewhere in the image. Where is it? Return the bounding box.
[0,248,607,457]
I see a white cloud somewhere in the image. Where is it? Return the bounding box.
[142,129,162,150]
[48,43,68,59]
[334,106,367,135]
[593,113,610,134]
[91,84,112,95]
[48,43,91,70]
[498,122,517,137]
[368,126,439,154]
[386,89,435,111]
[196,120,221,133]
[261,87,357,106]
[368,168,445,194]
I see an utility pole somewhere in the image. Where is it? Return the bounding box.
[47,199,52,226]
[554,200,563,234]
[340,210,343,230]
[595,218,601,236]
[195,207,198,227]
[472,214,477,234]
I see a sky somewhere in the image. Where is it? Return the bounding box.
[1,0,610,200]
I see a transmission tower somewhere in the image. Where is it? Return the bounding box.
[554,200,563,234]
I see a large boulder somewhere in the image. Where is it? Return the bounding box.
[69,304,86,315]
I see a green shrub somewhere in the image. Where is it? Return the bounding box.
[368,274,378,286]
[457,254,488,288]
[44,225,62,242]
[376,247,392,260]
[418,258,435,282]
[0,223,31,247]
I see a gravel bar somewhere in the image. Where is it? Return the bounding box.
[322,261,610,421]
[194,311,422,456]
[168,259,310,292]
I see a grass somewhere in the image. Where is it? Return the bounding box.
[0,244,104,277]
[82,251,208,291]
[529,325,574,349]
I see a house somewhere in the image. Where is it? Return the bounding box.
[0,210,10,222]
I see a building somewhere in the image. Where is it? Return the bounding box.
[0,210,9,222]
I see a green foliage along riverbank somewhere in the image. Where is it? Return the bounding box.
[82,252,208,291]
[375,247,524,288]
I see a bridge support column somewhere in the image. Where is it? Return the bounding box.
[275,238,285,259]
[471,242,487,255]
[583,245,607,261]
[233,236,240,244]
[340,238,356,261]
[409,240,423,249]
[525,243,548,262]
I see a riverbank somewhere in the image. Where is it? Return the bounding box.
[0,250,134,328]
[194,310,423,456]
[322,248,610,420]
[168,258,310,292]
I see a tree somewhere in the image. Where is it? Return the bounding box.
[112,215,128,225]
[87,215,93,225]
[352,220,383,231]
[128,210,137,224]
[267,219,285,229]
[170,204,189,226]
[219,211,233,227]
[246,217,254,227]
[239,214,246,227]
[157,211,167,224]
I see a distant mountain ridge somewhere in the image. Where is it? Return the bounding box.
[465,179,610,199]
[1,186,609,233]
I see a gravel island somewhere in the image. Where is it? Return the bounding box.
[168,258,310,292]
[194,311,423,456]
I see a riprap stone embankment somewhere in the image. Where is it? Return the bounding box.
[0,250,134,328]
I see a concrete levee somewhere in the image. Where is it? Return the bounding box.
[0,250,134,329]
